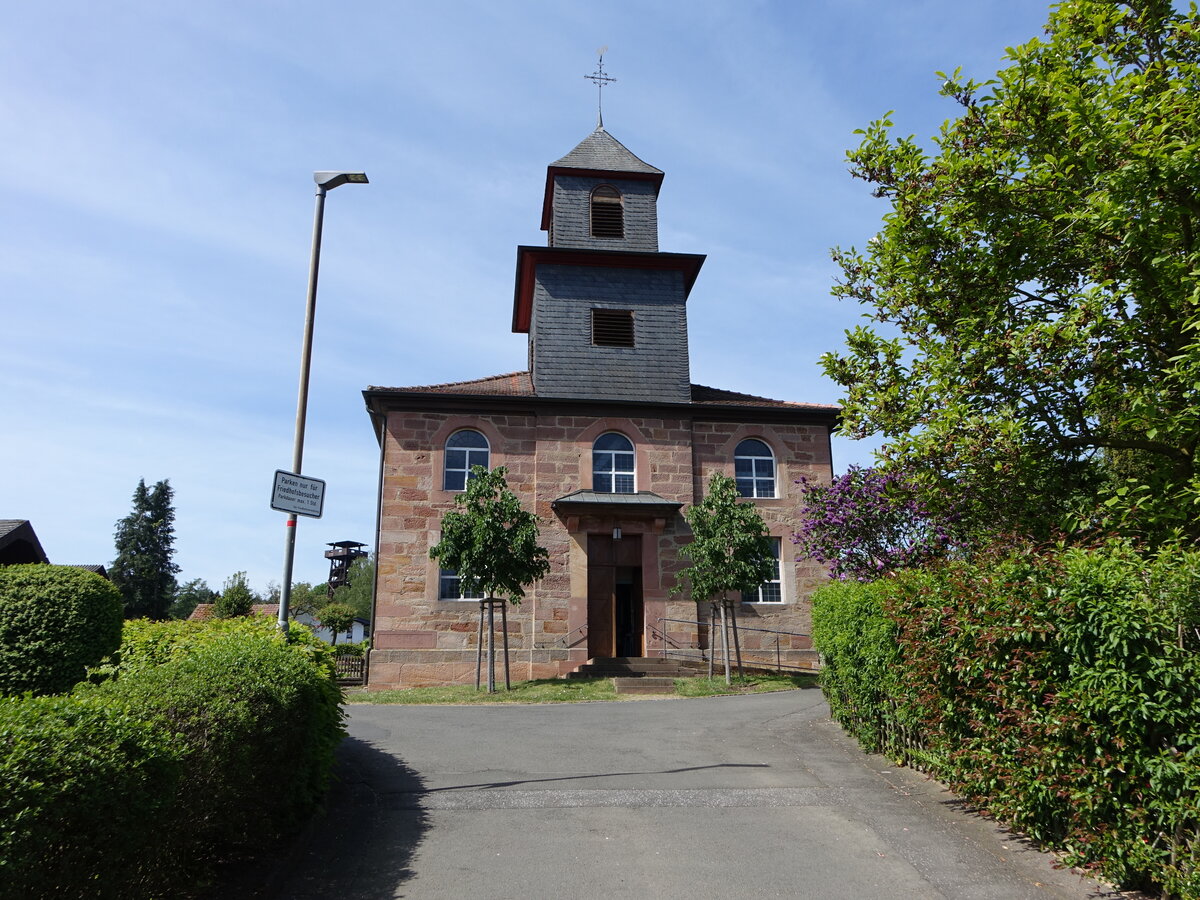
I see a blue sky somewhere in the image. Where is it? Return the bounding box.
[1,0,1054,593]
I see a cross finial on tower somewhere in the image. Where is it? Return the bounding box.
[584,47,616,129]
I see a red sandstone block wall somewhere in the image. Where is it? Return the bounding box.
[368,408,833,688]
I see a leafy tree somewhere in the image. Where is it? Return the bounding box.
[315,602,356,645]
[214,571,257,618]
[430,466,549,690]
[795,465,965,581]
[329,554,375,621]
[825,0,1200,544]
[674,473,776,682]
[169,578,216,620]
[110,478,181,619]
[287,581,329,619]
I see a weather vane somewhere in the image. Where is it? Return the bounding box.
[584,47,616,128]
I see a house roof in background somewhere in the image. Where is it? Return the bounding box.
[0,519,49,565]
[188,603,280,621]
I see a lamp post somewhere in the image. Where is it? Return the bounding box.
[278,170,369,634]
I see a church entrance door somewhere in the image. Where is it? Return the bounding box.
[586,534,643,658]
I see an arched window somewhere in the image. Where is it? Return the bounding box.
[590,185,624,239]
[592,432,635,493]
[734,439,775,498]
[443,430,490,491]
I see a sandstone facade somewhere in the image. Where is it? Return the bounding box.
[363,126,836,688]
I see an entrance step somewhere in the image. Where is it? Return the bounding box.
[613,676,676,695]
[565,657,697,680]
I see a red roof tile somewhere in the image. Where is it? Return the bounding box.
[689,384,840,411]
[367,371,535,396]
[188,603,280,621]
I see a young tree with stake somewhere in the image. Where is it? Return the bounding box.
[675,473,776,684]
[429,466,549,692]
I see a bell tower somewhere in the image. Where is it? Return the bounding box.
[542,126,662,252]
[511,127,705,404]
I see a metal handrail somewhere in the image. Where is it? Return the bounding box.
[655,616,817,674]
[658,616,810,640]
[539,623,587,650]
[645,621,692,651]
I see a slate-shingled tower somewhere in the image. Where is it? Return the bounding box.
[363,126,837,688]
[518,127,698,403]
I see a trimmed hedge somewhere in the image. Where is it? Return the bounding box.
[0,564,123,696]
[0,693,183,898]
[98,618,344,845]
[813,542,1200,898]
[0,618,344,899]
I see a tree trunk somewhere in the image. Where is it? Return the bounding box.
[487,598,496,693]
[476,601,485,690]
[719,599,731,686]
[729,598,744,681]
[501,598,511,690]
[707,603,715,680]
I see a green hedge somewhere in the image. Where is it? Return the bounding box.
[813,542,1200,898]
[0,564,123,696]
[0,693,183,898]
[0,618,344,899]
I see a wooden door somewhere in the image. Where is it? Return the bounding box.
[587,534,642,659]
[587,563,615,658]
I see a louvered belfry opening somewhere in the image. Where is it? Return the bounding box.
[592,308,635,347]
[590,184,624,238]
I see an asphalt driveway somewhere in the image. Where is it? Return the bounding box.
[247,689,1128,899]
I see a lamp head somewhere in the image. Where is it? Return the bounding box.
[314,171,369,190]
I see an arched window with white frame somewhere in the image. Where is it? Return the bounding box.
[734,438,776,498]
[443,430,490,491]
[592,432,635,493]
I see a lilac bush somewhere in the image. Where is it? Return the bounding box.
[795,465,962,581]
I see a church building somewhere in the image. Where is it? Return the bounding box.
[363,125,836,687]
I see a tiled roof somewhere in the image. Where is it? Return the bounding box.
[188,603,280,621]
[72,564,109,578]
[551,127,662,175]
[690,384,840,411]
[368,371,535,396]
[368,372,837,413]
[0,520,26,540]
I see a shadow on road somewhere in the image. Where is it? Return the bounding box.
[420,762,770,794]
[205,735,430,899]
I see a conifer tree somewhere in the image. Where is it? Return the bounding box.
[110,478,180,619]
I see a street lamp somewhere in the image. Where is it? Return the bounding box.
[278,170,369,634]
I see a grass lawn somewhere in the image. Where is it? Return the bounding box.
[346,672,818,704]
[675,672,819,697]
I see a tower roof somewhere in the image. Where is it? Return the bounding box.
[550,126,662,175]
[541,127,664,232]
